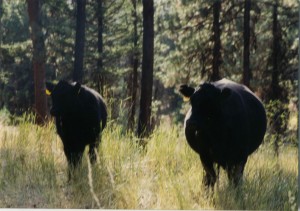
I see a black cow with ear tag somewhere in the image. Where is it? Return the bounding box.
[46,80,107,177]
[180,78,266,187]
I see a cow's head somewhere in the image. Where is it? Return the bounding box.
[179,83,231,130]
[46,80,82,117]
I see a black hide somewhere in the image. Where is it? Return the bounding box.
[46,80,107,171]
[180,78,267,187]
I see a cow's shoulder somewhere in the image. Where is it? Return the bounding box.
[78,85,107,117]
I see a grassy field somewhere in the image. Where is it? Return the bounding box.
[0,114,297,210]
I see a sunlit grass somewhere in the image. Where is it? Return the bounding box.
[0,113,297,209]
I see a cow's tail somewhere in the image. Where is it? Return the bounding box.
[100,103,108,131]
[101,115,107,131]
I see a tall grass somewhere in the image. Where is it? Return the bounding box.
[0,113,297,209]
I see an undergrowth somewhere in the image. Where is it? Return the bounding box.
[0,113,297,209]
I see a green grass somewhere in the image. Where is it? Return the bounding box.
[0,115,297,209]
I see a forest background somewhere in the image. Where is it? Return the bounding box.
[0,0,298,143]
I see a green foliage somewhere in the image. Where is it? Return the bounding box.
[0,42,33,115]
[0,107,10,124]
[264,99,297,147]
[155,0,298,90]
[0,0,298,128]
[41,0,75,80]
[2,0,28,43]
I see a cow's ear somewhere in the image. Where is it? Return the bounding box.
[179,85,195,101]
[45,82,55,96]
[74,82,81,95]
[220,87,231,102]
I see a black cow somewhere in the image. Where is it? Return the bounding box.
[46,80,107,173]
[179,78,266,187]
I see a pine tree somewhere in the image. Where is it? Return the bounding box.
[243,0,251,87]
[27,0,47,124]
[73,0,86,83]
[137,0,154,138]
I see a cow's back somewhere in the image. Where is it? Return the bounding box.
[59,85,107,145]
[213,79,267,156]
[81,86,107,129]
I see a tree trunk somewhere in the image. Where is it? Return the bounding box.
[127,0,139,132]
[271,0,280,157]
[0,0,2,108]
[73,0,86,83]
[0,0,3,72]
[0,0,2,73]
[96,0,104,95]
[137,0,154,138]
[270,0,280,100]
[211,0,222,81]
[27,0,47,125]
[243,0,251,87]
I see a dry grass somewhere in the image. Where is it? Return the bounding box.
[0,114,297,210]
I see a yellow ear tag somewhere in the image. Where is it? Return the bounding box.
[46,89,52,96]
[183,96,190,102]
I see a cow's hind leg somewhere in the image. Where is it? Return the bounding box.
[199,155,217,187]
[227,158,247,186]
[89,137,101,164]
[64,146,85,181]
